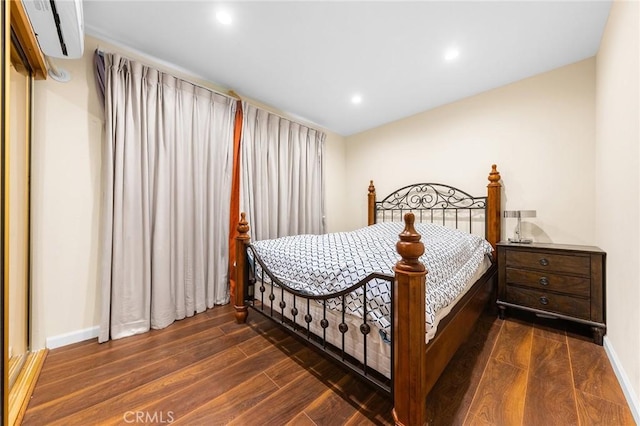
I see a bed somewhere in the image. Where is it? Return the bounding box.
[233,165,502,425]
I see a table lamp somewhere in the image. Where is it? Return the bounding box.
[503,210,536,243]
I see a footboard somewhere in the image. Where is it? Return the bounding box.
[234,212,431,423]
[234,213,395,392]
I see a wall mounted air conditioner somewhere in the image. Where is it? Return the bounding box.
[22,0,84,59]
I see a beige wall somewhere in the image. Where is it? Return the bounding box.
[596,0,640,416]
[31,36,104,349]
[324,131,349,232]
[30,35,347,349]
[345,59,596,246]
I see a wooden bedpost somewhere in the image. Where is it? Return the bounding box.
[368,180,376,226]
[234,213,250,323]
[392,213,427,426]
[486,164,502,259]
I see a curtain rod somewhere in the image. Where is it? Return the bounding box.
[241,101,324,134]
[95,48,240,101]
[96,48,324,133]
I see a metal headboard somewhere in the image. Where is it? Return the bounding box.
[374,183,488,237]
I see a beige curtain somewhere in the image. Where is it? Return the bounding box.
[240,103,326,241]
[99,54,235,342]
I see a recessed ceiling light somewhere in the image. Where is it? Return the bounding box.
[216,10,232,25]
[351,94,362,104]
[444,48,460,62]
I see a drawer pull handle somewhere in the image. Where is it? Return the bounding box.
[539,258,549,266]
[539,277,549,286]
[539,296,549,305]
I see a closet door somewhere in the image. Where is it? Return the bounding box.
[2,1,46,423]
[1,1,7,419]
[7,37,31,393]
[4,19,32,426]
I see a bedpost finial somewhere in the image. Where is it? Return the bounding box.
[488,164,501,186]
[396,213,426,273]
[237,212,250,239]
[368,180,375,194]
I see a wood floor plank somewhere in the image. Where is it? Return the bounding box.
[575,389,636,426]
[528,333,571,379]
[343,390,394,425]
[42,304,235,364]
[466,358,529,425]
[523,335,578,426]
[465,412,495,425]
[39,338,95,360]
[37,312,233,386]
[427,315,502,425]
[329,370,389,412]
[263,345,328,388]
[27,324,231,408]
[127,335,309,423]
[236,324,291,356]
[24,344,245,422]
[303,370,386,425]
[45,339,298,425]
[227,359,346,425]
[532,316,567,343]
[287,375,357,425]
[287,412,318,425]
[171,373,279,425]
[524,378,578,426]
[568,335,629,406]
[23,329,253,422]
[490,318,533,370]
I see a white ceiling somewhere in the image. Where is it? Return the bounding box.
[83,1,612,136]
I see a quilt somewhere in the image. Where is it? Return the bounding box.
[249,222,493,340]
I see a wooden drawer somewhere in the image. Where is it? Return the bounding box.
[505,268,590,297]
[497,242,606,344]
[505,250,590,276]
[505,285,590,320]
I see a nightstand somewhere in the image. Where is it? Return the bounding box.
[497,242,606,344]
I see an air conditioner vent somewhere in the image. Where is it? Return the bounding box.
[22,0,84,59]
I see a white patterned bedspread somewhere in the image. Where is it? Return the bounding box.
[250,222,493,340]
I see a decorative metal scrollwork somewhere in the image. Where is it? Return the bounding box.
[376,183,486,211]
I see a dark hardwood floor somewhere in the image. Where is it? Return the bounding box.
[22,304,635,425]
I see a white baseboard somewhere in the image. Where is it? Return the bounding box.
[45,326,100,350]
[603,336,640,424]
